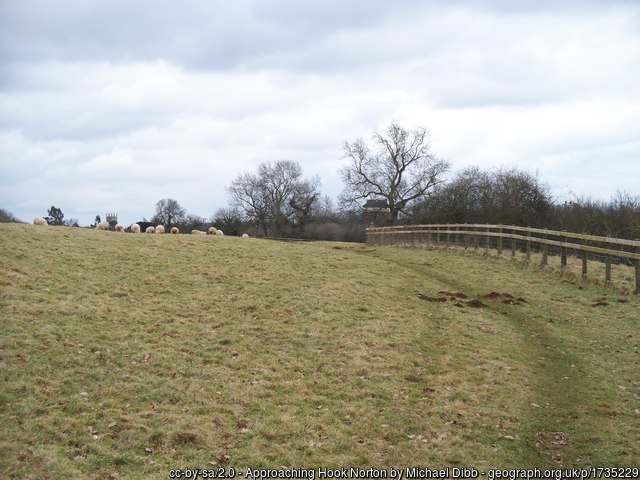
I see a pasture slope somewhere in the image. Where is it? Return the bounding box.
[0,223,638,479]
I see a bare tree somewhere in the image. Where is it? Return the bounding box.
[228,171,271,236]
[180,214,206,232]
[554,190,640,238]
[227,160,319,237]
[152,198,186,226]
[212,207,244,236]
[414,166,553,227]
[339,123,450,221]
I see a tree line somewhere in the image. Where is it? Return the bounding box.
[2,123,638,240]
[223,122,639,240]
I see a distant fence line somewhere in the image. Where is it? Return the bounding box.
[366,224,640,295]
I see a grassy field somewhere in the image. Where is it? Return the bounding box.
[1,223,638,479]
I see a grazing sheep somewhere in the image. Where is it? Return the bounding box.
[191,229,206,235]
[170,227,179,234]
[131,223,141,233]
[33,217,48,226]
[115,224,125,232]
[145,226,155,234]
[216,229,224,236]
[207,226,217,235]
[242,233,249,238]
[155,225,165,234]
[96,220,110,230]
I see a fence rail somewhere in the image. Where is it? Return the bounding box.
[366,224,640,294]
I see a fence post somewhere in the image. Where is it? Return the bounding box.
[474,227,479,251]
[446,226,451,248]
[497,225,503,255]
[511,230,516,257]
[581,238,588,279]
[526,229,531,261]
[485,226,490,255]
[541,230,548,266]
[560,231,567,270]
[636,241,640,295]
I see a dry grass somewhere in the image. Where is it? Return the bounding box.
[0,224,638,479]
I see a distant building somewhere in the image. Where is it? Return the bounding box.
[363,199,391,226]
[106,212,118,228]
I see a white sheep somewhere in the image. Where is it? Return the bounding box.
[145,226,155,234]
[96,220,110,230]
[216,229,224,236]
[33,217,48,226]
[191,229,206,235]
[155,225,165,234]
[170,227,179,234]
[131,223,141,233]
[208,226,217,235]
[242,233,249,238]
[115,224,125,232]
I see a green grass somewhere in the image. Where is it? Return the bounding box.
[0,224,638,478]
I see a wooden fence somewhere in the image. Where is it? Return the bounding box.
[366,224,640,294]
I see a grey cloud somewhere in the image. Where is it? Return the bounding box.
[0,0,396,71]
[3,0,637,81]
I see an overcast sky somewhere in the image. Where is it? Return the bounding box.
[1,0,639,226]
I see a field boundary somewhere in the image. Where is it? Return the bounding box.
[366,223,640,294]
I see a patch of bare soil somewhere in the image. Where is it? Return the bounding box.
[438,291,469,299]
[417,291,528,308]
[417,294,448,302]
[482,292,528,305]
[465,299,487,308]
[483,291,503,300]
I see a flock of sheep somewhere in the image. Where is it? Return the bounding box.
[32,217,250,238]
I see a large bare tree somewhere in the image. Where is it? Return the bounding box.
[228,160,319,237]
[339,123,450,221]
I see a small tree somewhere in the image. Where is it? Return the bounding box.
[64,218,80,227]
[212,207,244,236]
[339,123,450,221]
[45,206,65,226]
[152,198,186,226]
[0,208,20,223]
[179,214,206,232]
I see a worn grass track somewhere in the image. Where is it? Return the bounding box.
[0,224,638,479]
